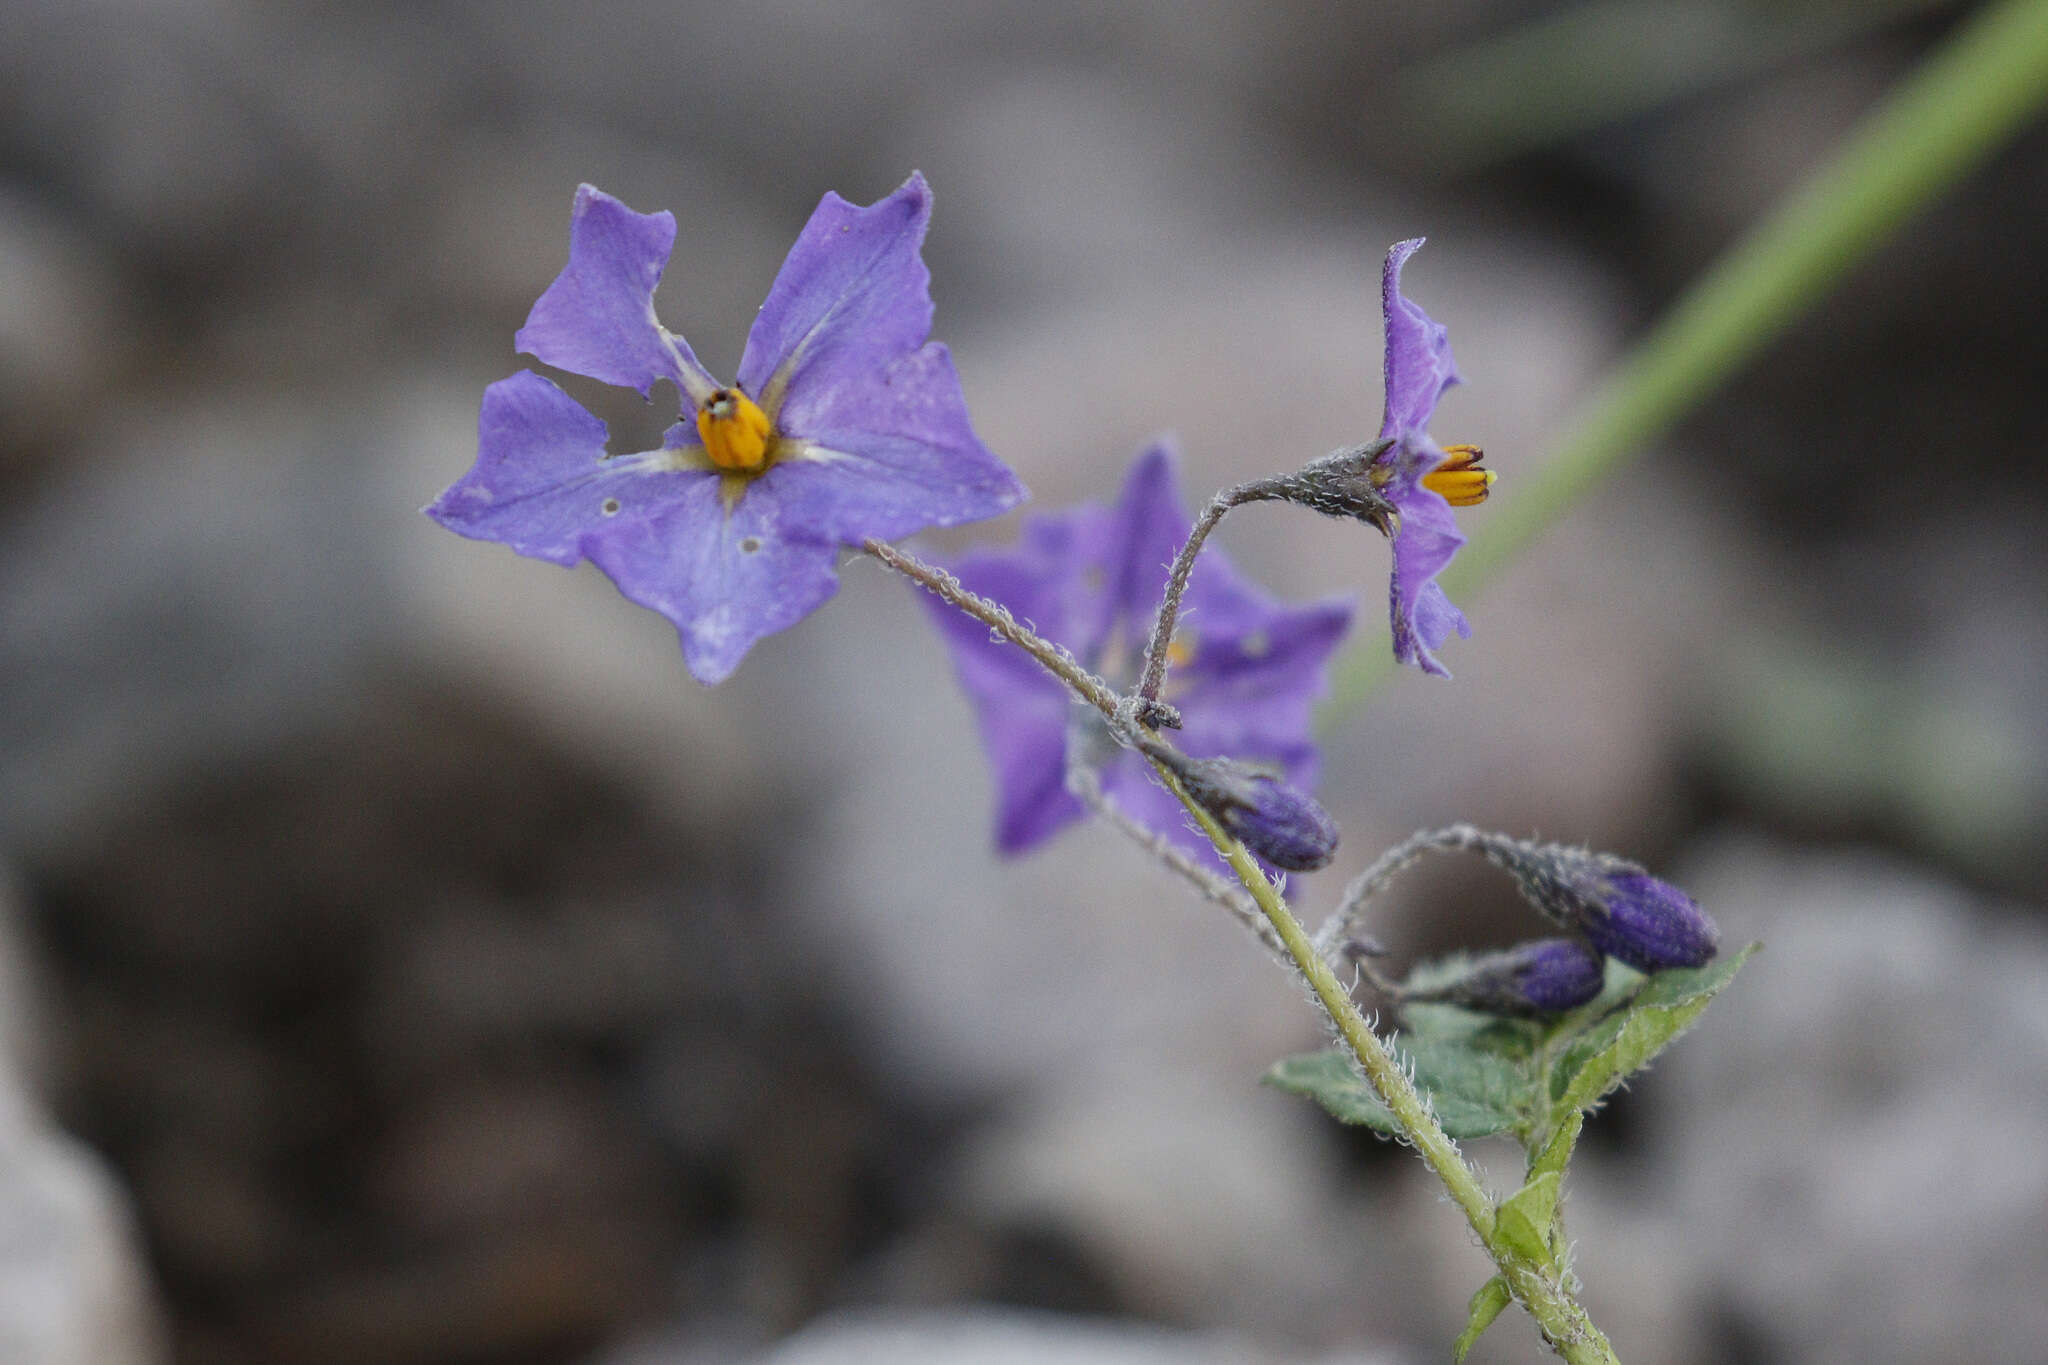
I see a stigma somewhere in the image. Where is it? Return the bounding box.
[1420,443,1495,507]
[696,388,774,473]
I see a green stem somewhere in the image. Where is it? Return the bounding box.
[1328,0,2048,715]
[1152,760,1619,1363]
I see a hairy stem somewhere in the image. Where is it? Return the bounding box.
[879,535,1618,1358]
[1152,765,1619,1363]
[1313,822,1493,963]
[1066,756,1286,956]
[864,539,1123,718]
[1133,480,1281,713]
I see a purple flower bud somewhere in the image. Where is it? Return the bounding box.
[1487,840,1719,973]
[1401,938,1606,1017]
[1580,870,1719,973]
[1219,773,1342,873]
[1160,751,1340,872]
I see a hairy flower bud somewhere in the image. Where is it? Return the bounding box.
[1153,749,1339,872]
[1399,938,1606,1017]
[1257,440,1401,537]
[1582,870,1719,972]
[1222,775,1342,873]
[1488,840,1719,973]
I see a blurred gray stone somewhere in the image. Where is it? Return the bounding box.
[0,869,164,1365]
[0,1121,164,1365]
[0,189,133,464]
[602,1304,1411,1365]
[0,395,387,865]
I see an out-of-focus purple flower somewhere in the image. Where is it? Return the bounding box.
[427,175,1026,684]
[1369,238,1491,678]
[929,441,1352,866]
[1401,938,1606,1018]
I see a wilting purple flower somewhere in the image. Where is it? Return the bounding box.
[1369,238,1491,678]
[427,174,1026,684]
[929,441,1352,865]
[1400,938,1606,1018]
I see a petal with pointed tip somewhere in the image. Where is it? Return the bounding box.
[516,185,716,400]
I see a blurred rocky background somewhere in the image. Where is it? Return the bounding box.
[2,1,2045,1362]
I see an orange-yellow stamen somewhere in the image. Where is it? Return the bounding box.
[696,388,774,473]
[1420,443,1495,507]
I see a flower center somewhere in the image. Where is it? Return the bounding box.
[696,388,775,473]
[1419,443,1495,506]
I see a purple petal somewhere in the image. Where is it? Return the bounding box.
[775,342,1026,541]
[1174,597,1353,755]
[1107,440,1194,624]
[426,370,707,566]
[925,514,1122,854]
[737,173,936,424]
[581,472,842,685]
[929,581,1081,855]
[1099,755,1209,857]
[922,582,1079,853]
[1102,442,1354,758]
[1387,485,1470,677]
[1379,239,1459,444]
[515,185,717,402]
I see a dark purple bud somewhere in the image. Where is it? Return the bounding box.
[1580,871,1719,972]
[1488,840,1719,973]
[1218,772,1341,872]
[1153,747,1339,872]
[1401,938,1606,1017]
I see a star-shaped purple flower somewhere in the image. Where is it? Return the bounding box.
[1369,238,1491,678]
[929,441,1352,864]
[427,174,1027,684]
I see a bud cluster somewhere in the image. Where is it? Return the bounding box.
[1333,827,1720,1020]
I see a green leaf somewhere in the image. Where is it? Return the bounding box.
[1495,1171,1562,1264]
[1264,1027,1532,1140]
[1453,1276,1512,1363]
[1550,943,1758,1115]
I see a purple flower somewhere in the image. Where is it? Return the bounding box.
[427,174,1026,684]
[1370,239,1492,678]
[929,441,1352,865]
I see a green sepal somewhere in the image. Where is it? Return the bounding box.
[1550,943,1758,1115]
[1495,1170,1562,1264]
[1453,1276,1512,1363]
[1263,1026,1529,1140]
